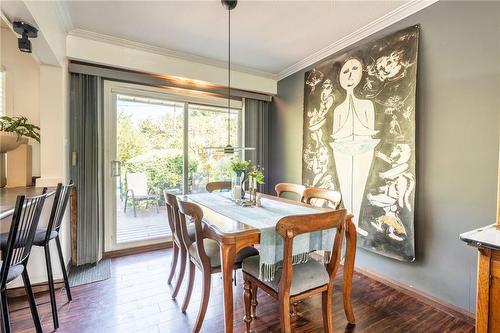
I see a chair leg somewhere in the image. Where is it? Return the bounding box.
[123,196,128,213]
[181,261,195,312]
[192,267,211,333]
[250,283,258,319]
[1,290,10,333]
[279,295,292,333]
[171,247,186,299]
[133,198,137,217]
[55,235,72,301]
[321,290,334,333]
[44,244,59,329]
[22,270,43,333]
[168,243,179,285]
[243,280,253,333]
[155,199,160,214]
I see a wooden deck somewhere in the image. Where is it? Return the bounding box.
[7,249,474,333]
[117,204,172,243]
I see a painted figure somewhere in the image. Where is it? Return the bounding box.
[367,144,415,241]
[330,58,380,236]
[308,79,334,148]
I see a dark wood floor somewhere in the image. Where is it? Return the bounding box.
[8,249,474,333]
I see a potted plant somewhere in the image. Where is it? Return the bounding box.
[0,115,40,153]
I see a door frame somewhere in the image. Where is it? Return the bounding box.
[103,80,243,251]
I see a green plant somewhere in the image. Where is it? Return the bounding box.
[248,165,265,185]
[122,150,198,196]
[230,157,250,174]
[0,115,40,142]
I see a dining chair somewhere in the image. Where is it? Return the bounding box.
[176,197,259,333]
[163,191,196,299]
[241,209,347,333]
[206,181,231,193]
[1,193,47,333]
[274,183,306,201]
[303,187,343,210]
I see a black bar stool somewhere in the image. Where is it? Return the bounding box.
[35,183,74,330]
[0,192,47,333]
[0,183,73,330]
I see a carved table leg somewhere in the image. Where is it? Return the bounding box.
[220,243,237,333]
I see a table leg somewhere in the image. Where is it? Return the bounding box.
[343,216,356,324]
[220,243,236,333]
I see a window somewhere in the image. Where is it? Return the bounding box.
[0,69,5,115]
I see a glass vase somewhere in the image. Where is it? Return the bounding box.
[231,171,244,201]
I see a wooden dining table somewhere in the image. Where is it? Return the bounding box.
[188,193,357,333]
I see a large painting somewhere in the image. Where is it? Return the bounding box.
[302,26,419,261]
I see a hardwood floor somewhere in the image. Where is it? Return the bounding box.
[8,249,473,333]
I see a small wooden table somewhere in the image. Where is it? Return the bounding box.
[189,193,357,333]
[461,224,500,333]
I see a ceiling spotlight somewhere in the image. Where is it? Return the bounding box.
[13,21,38,53]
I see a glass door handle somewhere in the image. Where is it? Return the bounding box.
[111,160,121,177]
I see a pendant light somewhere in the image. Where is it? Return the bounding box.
[205,0,255,154]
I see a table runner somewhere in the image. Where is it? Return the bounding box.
[188,192,335,281]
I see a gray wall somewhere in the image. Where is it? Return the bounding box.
[269,1,500,313]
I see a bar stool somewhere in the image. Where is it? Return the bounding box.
[1,192,47,333]
[0,183,73,330]
[35,183,74,330]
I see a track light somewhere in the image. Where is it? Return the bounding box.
[13,21,38,53]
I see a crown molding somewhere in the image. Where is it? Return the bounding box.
[277,0,439,80]
[68,29,277,80]
[55,1,73,33]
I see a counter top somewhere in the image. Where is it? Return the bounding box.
[0,187,55,220]
[460,224,500,251]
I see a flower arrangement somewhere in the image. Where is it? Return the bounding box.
[248,165,265,185]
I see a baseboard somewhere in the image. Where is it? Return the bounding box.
[103,241,173,259]
[354,266,475,325]
[7,280,65,298]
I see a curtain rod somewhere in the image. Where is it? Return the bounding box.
[68,61,273,102]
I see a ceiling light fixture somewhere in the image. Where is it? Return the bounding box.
[205,0,255,154]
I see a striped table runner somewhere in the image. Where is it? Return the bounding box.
[188,192,335,281]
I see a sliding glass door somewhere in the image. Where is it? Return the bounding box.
[188,103,241,193]
[103,81,242,251]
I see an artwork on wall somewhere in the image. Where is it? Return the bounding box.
[302,26,419,261]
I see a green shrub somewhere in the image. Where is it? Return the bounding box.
[122,149,197,196]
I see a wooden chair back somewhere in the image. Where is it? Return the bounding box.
[274,183,306,201]
[164,191,183,245]
[275,209,347,296]
[176,198,211,268]
[206,181,231,193]
[0,193,47,287]
[303,187,342,210]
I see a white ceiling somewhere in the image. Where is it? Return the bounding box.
[64,0,410,77]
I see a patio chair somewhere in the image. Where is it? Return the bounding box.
[124,172,159,217]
